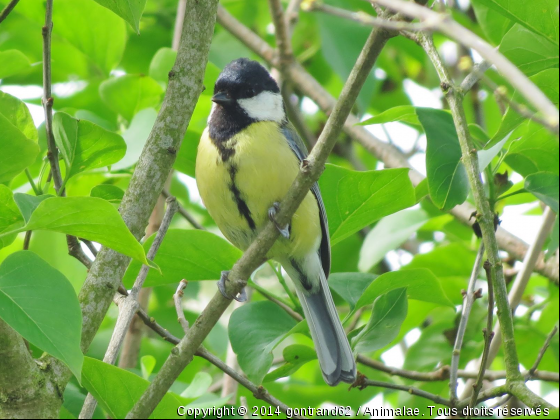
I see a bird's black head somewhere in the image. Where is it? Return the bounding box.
[209,58,285,143]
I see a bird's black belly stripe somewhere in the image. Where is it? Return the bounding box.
[228,164,256,230]
[290,258,313,291]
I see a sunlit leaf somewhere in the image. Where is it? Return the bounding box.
[329,272,377,310]
[0,91,38,141]
[92,0,147,33]
[0,113,40,184]
[0,49,31,79]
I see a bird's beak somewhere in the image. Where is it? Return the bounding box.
[212,91,232,105]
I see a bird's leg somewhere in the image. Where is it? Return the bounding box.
[217,270,247,302]
[268,202,290,239]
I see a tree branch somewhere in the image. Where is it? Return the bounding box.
[370,0,559,134]
[417,32,551,409]
[161,188,205,230]
[0,0,20,25]
[215,5,559,284]
[527,326,558,379]
[125,21,394,419]
[450,244,485,404]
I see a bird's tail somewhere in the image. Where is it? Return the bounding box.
[283,255,356,386]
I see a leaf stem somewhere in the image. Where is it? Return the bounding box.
[25,169,41,196]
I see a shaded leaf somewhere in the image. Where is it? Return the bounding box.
[92,0,147,33]
[229,301,297,384]
[140,355,156,380]
[0,185,24,248]
[13,193,52,223]
[264,345,317,382]
[181,372,212,399]
[0,49,30,79]
[319,165,416,245]
[525,172,559,212]
[90,185,124,204]
[0,251,83,380]
[329,272,377,309]
[358,105,420,127]
[114,108,157,170]
[352,288,408,354]
[149,47,177,85]
[122,230,242,288]
[417,107,469,211]
[478,131,511,172]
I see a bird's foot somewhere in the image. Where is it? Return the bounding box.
[217,270,247,302]
[268,202,290,239]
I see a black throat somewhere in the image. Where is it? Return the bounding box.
[208,104,255,162]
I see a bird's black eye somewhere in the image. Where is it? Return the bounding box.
[246,87,255,97]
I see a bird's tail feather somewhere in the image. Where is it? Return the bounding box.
[286,256,356,386]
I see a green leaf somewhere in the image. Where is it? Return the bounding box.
[0,185,24,248]
[417,107,469,211]
[229,301,297,384]
[54,0,127,76]
[180,372,212,399]
[0,91,38,141]
[415,179,429,203]
[90,185,125,204]
[0,112,40,184]
[548,215,559,258]
[328,272,377,309]
[140,355,156,380]
[471,0,514,44]
[525,172,559,212]
[355,268,454,310]
[264,345,317,382]
[99,74,163,121]
[477,131,512,172]
[82,357,185,419]
[13,193,53,223]
[319,165,416,245]
[359,209,430,272]
[149,47,177,84]
[92,0,147,33]
[358,105,420,127]
[500,24,559,76]
[0,251,83,380]
[471,0,559,46]
[0,49,31,79]
[505,120,559,177]
[352,288,408,354]
[0,197,148,265]
[490,69,559,146]
[53,112,126,181]
[122,230,242,288]
[114,108,157,170]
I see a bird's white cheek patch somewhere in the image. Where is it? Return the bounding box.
[238,91,285,122]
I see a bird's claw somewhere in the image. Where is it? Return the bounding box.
[217,270,247,302]
[268,202,290,239]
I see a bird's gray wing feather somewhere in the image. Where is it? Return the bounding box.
[281,122,331,278]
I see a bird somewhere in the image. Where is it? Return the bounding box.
[195,58,356,386]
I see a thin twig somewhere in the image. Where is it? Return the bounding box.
[67,236,93,269]
[126,21,394,419]
[370,0,559,132]
[0,0,20,25]
[215,4,559,284]
[285,0,302,36]
[305,1,438,32]
[79,239,98,257]
[469,260,496,413]
[79,198,177,419]
[161,188,205,230]
[459,60,492,95]
[528,326,558,379]
[268,0,292,76]
[174,280,190,334]
[450,244,485,404]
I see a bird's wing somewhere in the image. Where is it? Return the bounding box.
[281,122,331,278]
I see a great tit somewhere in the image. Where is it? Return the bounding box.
[195,58,357,386]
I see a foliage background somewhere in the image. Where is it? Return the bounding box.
[0,0,558,418]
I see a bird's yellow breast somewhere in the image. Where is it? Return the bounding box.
[195,121,321,259]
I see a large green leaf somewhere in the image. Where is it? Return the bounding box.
[53,112,126,182]
[358,105,421,127]
[490,69,559,146]
[0,112,40,184]
[0,197,148,265]
[122,230,242,288]
[328,272,377,310]
[229,301,297,384]
[92,0,147,33]
[471,0,514,45]
[149,47,177,85]
[355,268,454,310]
[99,74,163,121]
[0,251,83,379]
[90,185,124,205]
[471,0,559,46]
[0,49,31,79]
[500,24,559,77]
[319,165,416,245]
[0,91,38,141]
[352,288,408,354]
[525,172,559,212]
[0,185,24,248]
[417,108,469,211]
[82,357,186,419]
[13,193,52,223]
[359,209,430,272]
